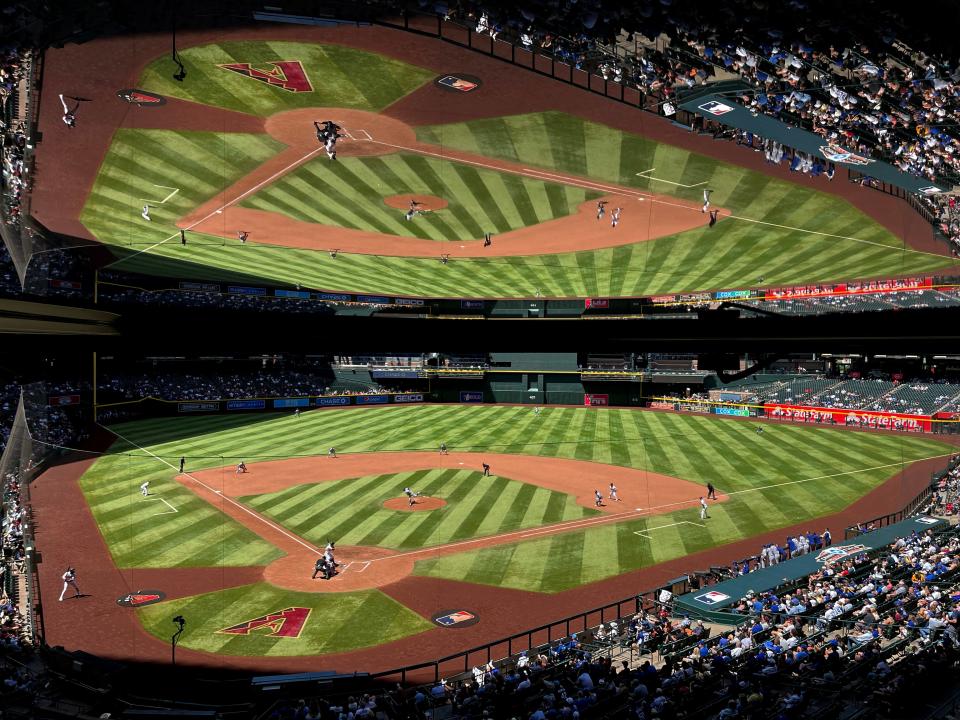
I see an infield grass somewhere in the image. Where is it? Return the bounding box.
[240,469,598,550]
[241,152,601,241]
[138,583,432,655]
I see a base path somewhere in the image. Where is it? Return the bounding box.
[179,451,717,592]
[180,107,721,258]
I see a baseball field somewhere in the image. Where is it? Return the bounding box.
[34,24,958,299]
[33,404,957,670]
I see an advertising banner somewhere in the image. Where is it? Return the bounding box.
[226,399,266,410]
[274,289,311,299]
[227,285,267,296]
[461,300,485,309]
[649,400,677,410]
[713,405,750,417]
[178,402,219,413]
[585,298,609,308]
[48,394,81,406]
[316,396,351,406]
[460,391,484,402]
[395,298,425,306]
[356,295,390,304]
[273,398,310,408]
[677,401,711,413]
[584,394,609,406]
[393,393,425,403]
[765,403,930,432]
[371,370,421,379]
[714,289,751,299]
[316,292,352,301]
[356,395,389,405]
[180,281,220,292]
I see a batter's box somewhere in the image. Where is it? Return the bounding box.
[348,129,373,141]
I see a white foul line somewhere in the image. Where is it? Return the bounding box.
[633,520,705,538]
[635,168,708,188]
[143,496,179,515]
[139,184,181,204]
[107,428,323,556]
[113,146,324,264]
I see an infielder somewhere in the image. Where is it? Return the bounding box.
[236,461,247,474]
[595,489,604,507]
[328,447,337,458]
[59,567,80,601]
[439,442,448,455]
[597,200,607,220]
[699,496,710,520]
[609,483,621,502]
[701,189,713,213]
[610,207,621,228]
[140,481,150,497]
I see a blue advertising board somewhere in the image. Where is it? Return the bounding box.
[393,393,424,403]
[461,300,485,309]
[356,295,391,304]
[227,285,267,296]
[460,391,484,403]
[713,406,750,417]
[226,399,266,410]
[395,298,425,306]
[356,395,389,405]
[180,281,220,292]
[714,289,752,300]
[275,289,311,299]
[274,397,310,408]
[316,292,352,301]
[316,396,351,406]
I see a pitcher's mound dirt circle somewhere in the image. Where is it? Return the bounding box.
[384,194,449,212]
[383,496,447,512]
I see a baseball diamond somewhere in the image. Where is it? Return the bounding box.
[29,403,957,669]
[32,26,959,299]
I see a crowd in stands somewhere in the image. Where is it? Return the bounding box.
[1,470,33,656]
[445,0,960,253]
[0,46,31,234]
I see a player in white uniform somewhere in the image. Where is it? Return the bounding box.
[610,207,621,228]
[700,496,710,520]
[141,204,151,221]
[403,487,420,506]
[701,189,713,213]
[609,483,621,502]
[59,567,80,601]
[236,461,247,474]
[140,481,150,497]
[594,489,603,507]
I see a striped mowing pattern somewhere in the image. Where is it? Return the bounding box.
[81,129,283,248]
[97,406,952,587]
[138,41,434,116]
[240,469,597,550]
[136,583,433,656]
[240,153,601,241]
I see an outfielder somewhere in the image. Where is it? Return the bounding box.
[701,189,713,213]
[140,481,150,497]
[141,204,151,221]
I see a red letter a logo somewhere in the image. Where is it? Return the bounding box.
[218,61,313,93]
[217,607,311,638]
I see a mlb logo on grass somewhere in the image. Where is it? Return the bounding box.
[435,611,476,626]
[698,100,734,116]
[695,591,730,606]
[438,75,478,92]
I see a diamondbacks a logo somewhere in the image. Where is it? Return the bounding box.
[216,607,311,638]
[816,544,867,565]
[116,89,166,106]
[819,144,874,166]
[218,61,313,93]
[117,589,166,607]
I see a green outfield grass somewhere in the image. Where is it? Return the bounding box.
[240,469,598,550]
[240,152,600,241]
[139,41,433,116]
[138,583,432,655]
[81,129,283,248]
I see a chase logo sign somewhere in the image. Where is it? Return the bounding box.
[698,100,734,116]
[816,544,867,564]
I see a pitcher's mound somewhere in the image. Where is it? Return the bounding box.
[383,496,447,512]
[384,194,448,212]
